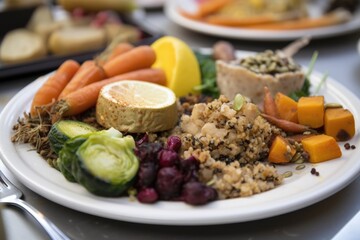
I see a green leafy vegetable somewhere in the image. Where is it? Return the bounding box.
[289,51,318,101]
[193,51,219,98]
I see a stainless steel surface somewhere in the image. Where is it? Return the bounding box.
[1,8,360,240]
[332,210,360,240]
[0,170,70,240]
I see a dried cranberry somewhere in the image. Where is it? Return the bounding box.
[135,142,162,163]
[137,188,158,203]
[136,134,149,146]
[137,162,157,188]
[158,149,179,168]
[156,167,183,200]
[180,156,200,182]
[167,136,182,152]
[181,182,217,205]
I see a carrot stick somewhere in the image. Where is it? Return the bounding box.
[261,113,311,133]
[180,0,231,19]
[102,45,156,78]
[263,87,278,117]
[287,134,317,143]
[57,68,166,116]
[96,42,134,66]
[247,9,351,30]
[58,60,106,99]
[30,59,80,117]
[106,42,134,63]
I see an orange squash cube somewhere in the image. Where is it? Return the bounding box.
[301,134,342,163]
[268,136,296,164]
[297,96,324,128]
[275,92,298,123]
[324,108,355,141]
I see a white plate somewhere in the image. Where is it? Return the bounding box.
[136,0,165,9]
[1,57,360,225]
[165,0,360,41]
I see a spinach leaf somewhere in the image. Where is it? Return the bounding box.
[193,51,219,98]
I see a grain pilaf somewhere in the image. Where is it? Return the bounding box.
[178,95,284,199]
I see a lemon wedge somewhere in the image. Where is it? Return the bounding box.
[151,36,201,97]
[96,80,177,133]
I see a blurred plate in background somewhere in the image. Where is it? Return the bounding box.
[136,0,165,9]
[165,0,360,41]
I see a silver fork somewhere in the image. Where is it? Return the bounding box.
[0,169,71,240]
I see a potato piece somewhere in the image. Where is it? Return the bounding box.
[48,26,106,55]
[301,134,342,163]
[268,136,296,164]
[297,96,324,128]
[275,92,298,123]
[27,6,53,31]
[324,107,355,141]
[0,28,46,64]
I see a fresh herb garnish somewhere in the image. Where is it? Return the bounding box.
[289,51,318,101]
[193,51,219,98]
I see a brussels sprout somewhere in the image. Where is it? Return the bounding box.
[58,128,139,197]
[58,136,88,182]
[49,120,97,155]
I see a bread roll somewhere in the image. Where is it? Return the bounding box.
[0,28,47,64]
[48,26,106,55]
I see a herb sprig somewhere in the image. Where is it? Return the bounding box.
[193,52,219,98]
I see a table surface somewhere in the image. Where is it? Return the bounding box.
[1,8,360,240]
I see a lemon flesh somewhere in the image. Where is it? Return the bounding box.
[151,36,201,97]
[96,80,177,133]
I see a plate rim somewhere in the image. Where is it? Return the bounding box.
[165,0,360,41]
[1,54,360,225]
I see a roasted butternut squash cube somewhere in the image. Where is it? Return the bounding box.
[301,134,342,163]
[324,108,355,141]
[297,96,324,128]
[275,92,298,123]
[268,136,296,164]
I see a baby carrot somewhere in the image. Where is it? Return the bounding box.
[287,134,317,143]
[106,42,134,63]
[263,87,278,117]
[261,113,311,133]
[30,59,80,117]
[96,42,134,66]
[57,68,166,116]
[58,60,106,99]
[102,45,156,78]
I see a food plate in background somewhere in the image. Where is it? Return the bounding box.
[0,9,162,80]
[136,0,165,9]
[0,49,360,225]
[165,0,360,41]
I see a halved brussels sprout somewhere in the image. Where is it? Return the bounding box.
[58,128,139,197]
